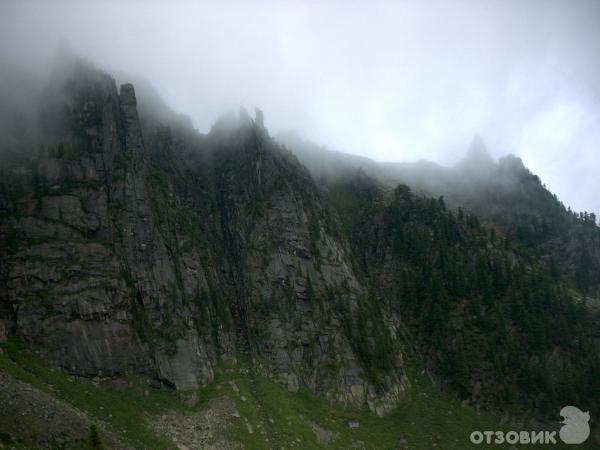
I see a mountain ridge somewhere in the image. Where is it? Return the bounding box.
[1,59,599,447]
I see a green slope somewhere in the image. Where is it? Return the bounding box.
[1,340,589,449]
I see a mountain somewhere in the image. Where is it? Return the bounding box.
[328,175,599,411]
[1,60,599,448]
[282,134,600,296]
[0,60,405,413]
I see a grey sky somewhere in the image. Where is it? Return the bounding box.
[1,0,599,214]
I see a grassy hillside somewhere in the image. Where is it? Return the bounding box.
[0,340,588,449]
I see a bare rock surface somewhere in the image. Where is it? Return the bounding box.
[151,396,242,450]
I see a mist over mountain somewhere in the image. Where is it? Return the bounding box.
[1,1,600,449]
[2,0,600,215]
[0,52,598,448]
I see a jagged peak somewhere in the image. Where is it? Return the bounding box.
[465,134,494,165]
[498,153,529,176]
[210,106,267,137]
[255,107,264,128]
[48,50,115,96]
[119,83,137,106]
[456,134,495,174]
[239,106,252,127]
[240,106,266,130]
[499,153,525,168]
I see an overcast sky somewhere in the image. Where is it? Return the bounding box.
[1,0,599,214]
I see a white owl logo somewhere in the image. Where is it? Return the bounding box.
[559,406,590,444]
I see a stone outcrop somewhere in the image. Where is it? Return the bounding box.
[0,63,407,413]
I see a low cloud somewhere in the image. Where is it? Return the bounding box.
[1,0,599,213]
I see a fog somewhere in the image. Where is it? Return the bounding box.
[1,0,599,214]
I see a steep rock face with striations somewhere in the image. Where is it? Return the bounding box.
[1,71,152,378]
[0,64,220,394]
[207,120,406,413]
[0,62,407,413]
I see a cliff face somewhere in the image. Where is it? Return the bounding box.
[0,63,406,413]
[206,122,405,413]
[2,62,597,425]
[0,68,218,393]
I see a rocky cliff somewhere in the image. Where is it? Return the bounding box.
[0,62,406,413]
[1,61,598,428]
